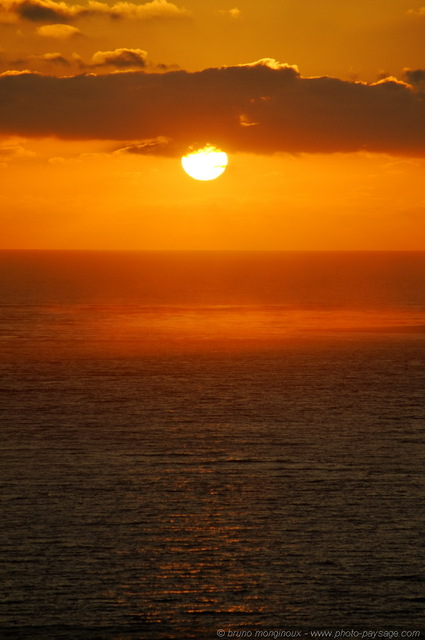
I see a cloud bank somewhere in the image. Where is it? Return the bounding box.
[0,60,424,157]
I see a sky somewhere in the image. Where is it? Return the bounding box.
[1,0,425,250]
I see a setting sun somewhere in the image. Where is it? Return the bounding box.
[181,145,228,181]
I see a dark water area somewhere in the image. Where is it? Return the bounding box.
[0,252,424,639]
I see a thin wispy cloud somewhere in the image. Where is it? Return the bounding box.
[407,7,425,17]
[219,7,240,18]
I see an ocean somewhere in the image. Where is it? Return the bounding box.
[0,251,424,639]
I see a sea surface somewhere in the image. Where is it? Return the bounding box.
[0,251,424,639]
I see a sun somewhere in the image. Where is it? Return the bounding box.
[181,145,228,181]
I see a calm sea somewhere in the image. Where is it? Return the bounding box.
[0,251,424,639]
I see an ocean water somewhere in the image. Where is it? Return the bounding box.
[0,251,424,639]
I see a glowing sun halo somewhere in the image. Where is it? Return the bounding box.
[181,145,228,181]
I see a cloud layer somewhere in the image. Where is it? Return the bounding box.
[1,60,424,157]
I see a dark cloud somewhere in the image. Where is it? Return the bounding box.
[19,0,68,21]
[0,0,80,22]
[404,68,425,88]
[0,0,189,23]
[0,60,424,157]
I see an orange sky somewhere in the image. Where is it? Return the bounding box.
[1,0,425,249]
